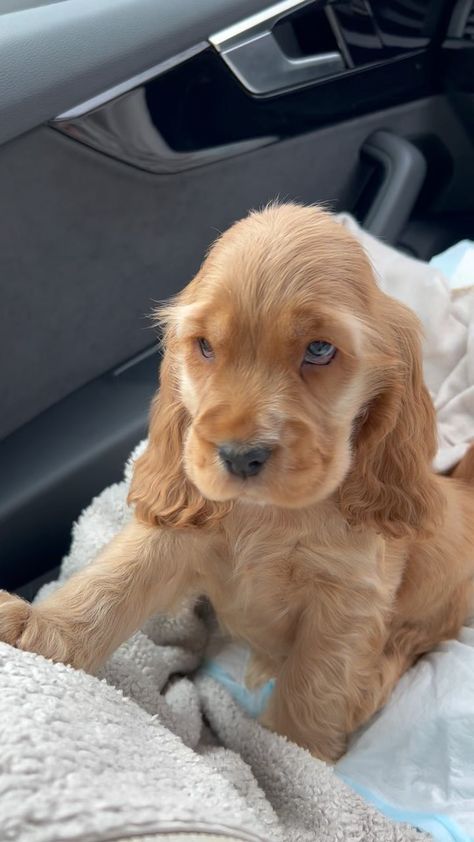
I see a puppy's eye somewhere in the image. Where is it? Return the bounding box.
[304,341,337,366]
[198,337,214,359]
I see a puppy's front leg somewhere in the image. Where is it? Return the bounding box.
[0,519,209,672]
[260,598,387,762]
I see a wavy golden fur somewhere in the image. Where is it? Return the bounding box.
[1,203,474,761]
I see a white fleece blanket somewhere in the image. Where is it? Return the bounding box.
[338,216,474,474]
[0,221,473,842]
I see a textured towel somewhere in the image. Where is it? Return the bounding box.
[0,445,428,842]
[1,218,473,842]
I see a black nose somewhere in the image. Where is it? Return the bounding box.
[218,444,272,479]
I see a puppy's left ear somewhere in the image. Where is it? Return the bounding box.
[339,297,444,539]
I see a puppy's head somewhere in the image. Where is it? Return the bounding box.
[130,204,443,537]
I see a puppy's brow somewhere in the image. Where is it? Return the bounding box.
[173,303,208,338]
[291,320,326,338]
[288,311,363,357]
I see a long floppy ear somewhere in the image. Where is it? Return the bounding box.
[128,349,229,529]
[339,297,444,539]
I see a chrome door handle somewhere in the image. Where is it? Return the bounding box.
[218,30,344,95]
[210,0,345,96]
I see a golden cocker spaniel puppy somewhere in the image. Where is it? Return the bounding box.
[1,204,474,761]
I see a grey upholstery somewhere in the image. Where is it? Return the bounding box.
[0,0,265,145]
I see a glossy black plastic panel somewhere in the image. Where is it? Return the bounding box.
[443,41,474,90]
[276,0,449,67]
[331,1,384,66]
[443,0,474,97]
[54,0,456,170]
[369,0,448,52]
[56,47,437,169]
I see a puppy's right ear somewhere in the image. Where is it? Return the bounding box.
[128,345,226,529]
[128,352,188,526]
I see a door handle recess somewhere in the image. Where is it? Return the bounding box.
[218,30,344,95]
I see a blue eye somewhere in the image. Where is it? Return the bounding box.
[304,341,337,366]
[198,338,214,359]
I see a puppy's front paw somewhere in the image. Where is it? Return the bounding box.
[0,591,32,645]
[0,590,78,668]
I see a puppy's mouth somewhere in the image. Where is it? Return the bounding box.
[185,423,344,508]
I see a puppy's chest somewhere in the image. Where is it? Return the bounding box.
[202,511,390,653]
[204,520,326,648]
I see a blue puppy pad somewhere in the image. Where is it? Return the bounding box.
[201,659,275,719]
[199,641,275,719]
[430,240,474,290]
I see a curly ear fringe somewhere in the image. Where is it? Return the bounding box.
[339,298,445,539]
[128,353,231,529]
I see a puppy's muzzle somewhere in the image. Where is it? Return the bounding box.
[218,443,272,479]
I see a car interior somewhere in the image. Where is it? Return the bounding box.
[1,0,473,602]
